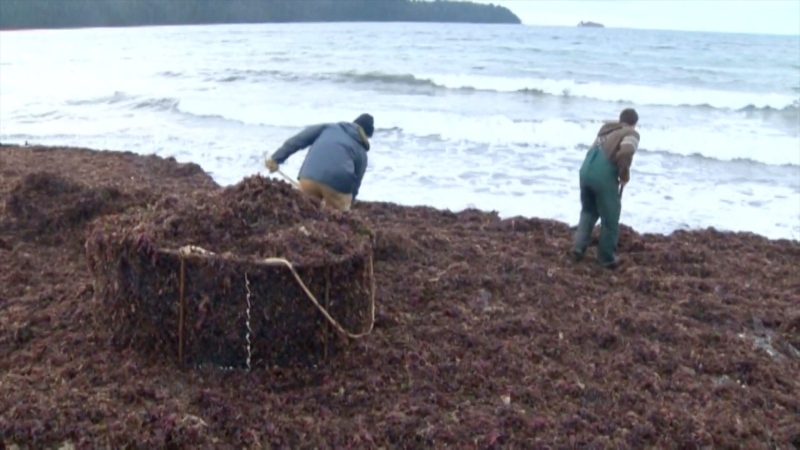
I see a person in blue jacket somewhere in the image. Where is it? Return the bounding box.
[265,113,373,212]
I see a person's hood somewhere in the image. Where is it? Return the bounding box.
[597,121,628,137]
[596,120,638,155]
[339,122,370,151]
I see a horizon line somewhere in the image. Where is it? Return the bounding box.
[518,22,800,37]
[0,21,797,37]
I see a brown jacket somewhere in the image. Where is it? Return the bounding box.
[592,121,640,183]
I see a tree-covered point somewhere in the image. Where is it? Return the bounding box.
[0,0,522,30]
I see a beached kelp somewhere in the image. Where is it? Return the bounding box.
[1,145,799,448]
[3,171,144,246]
[85,175,375,369]
[0,145,217,248]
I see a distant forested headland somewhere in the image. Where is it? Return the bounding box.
[0,0,522,30]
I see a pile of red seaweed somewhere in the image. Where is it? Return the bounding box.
[1,144,798,448]
[84,174,374,370]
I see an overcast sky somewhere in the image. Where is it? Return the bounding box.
[476,0,800,36]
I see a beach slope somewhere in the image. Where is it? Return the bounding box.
[1,144,798,448]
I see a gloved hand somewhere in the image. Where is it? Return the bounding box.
[265,158,279,173]
[619,170,630,185]
[619,171,629,195]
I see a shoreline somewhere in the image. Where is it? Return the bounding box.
[1,143,799,447]
[2,142,795,244]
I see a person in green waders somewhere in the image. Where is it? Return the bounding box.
[571,108,640,269]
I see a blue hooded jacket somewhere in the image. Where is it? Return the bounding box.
[270,122,370,199]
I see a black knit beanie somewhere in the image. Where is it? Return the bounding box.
[354,113,374,138]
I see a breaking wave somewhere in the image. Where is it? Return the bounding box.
[45,87,799,167]
[64,92,180,112]
[183,68,800,111]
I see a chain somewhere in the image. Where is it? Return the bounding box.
[244,272,252,371]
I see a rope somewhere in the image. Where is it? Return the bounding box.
[178,256,186,364]
[175,244,375,340]
[276,169,300,189]
[324,266,331,361]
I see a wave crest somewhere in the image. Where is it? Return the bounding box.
[193,68,799,111]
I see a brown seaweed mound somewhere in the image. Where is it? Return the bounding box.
[116,174,370,262]
[3,171,144,246]
[1,144,799,448]
[85,174,375,369]
[0,145,217,248]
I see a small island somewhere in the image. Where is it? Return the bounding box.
[0,0,522,30]
[578,21,605,28]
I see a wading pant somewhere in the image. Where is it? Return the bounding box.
[572,146,621,267]
[298,178,353,212]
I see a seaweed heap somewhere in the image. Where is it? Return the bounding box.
[3,171,147,247]
[0,145,218,248]
[2,145,799,448]
[85,175,376,369]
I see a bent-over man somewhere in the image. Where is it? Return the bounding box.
[265,113,374,212]
[571,108,640,269]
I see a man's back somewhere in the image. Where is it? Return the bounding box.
[267,113,374,202]
[581,120,640,184]
[299,122,369,196]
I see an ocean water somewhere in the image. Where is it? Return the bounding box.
[1,23,798,240]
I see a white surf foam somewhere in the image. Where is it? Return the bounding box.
[418,73,800,110]
[173,94,800,166]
